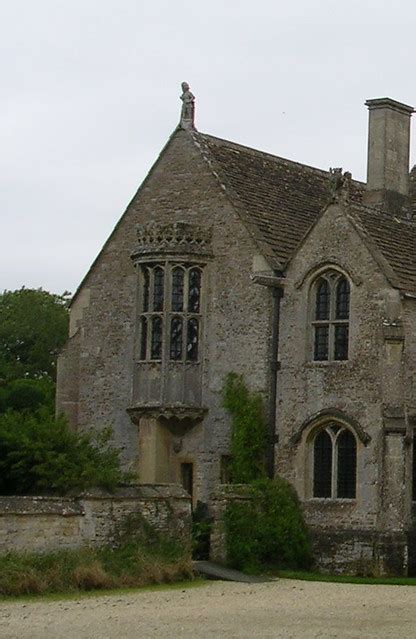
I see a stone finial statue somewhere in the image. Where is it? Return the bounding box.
[180,82,195,130]
[329,167,352,203]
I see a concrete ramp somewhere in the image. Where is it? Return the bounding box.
[193,560,274,583]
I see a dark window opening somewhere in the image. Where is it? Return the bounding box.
[153,267,164,312]
[150,317,162,359]
[172,267,184,312]
[336,277,350,320]
[334,325,349,360]
[312,273,350,362]
[186,318,199,361]
[314,325,329,361]
[188,268,201,313]
[315,279,330,320]
[139,264,202,363]
[220,455,232,483]
[140,317,147,360]
[170,317,183,360]
[313,430,332,498]
[142,268,149,312]
[337,429,356,498]
[413,434,416,501]
[181,463,193,498]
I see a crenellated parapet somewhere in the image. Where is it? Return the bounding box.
[131,221,212,263]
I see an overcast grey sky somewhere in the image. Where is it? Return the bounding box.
[2,0,416,295]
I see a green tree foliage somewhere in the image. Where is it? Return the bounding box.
[224,478,312,572]
[0,288,69,382]
[222,372,312,572]
[222,372,267,483]
[0,409,127,495]
[0,378,55,413]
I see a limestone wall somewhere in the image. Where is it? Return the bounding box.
[0,485,191,555]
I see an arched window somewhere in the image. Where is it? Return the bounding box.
[312,424,357,499]
[138,264,203,363]
[312,272,350,361]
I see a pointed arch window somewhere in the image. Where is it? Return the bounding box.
[312,272,350,361]
[312,424,357,499]
[139,264,203,363]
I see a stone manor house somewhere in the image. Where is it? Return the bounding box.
[57,85,416,574]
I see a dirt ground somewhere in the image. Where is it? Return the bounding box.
[1,578,416,638]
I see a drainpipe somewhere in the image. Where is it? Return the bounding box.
[267,284,283,479]
[250,271,284,480]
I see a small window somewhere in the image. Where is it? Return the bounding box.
[412,434,416,501]
[170,317,183,360]
[312,424,357,499]
[172,267,184,312]
[150,317,163,359]
[181,462,193,498]
[311,272,350,361]
[188,268,201,312]
[186,318,199,361]
[153,267,164,312]
[220,455,232,483]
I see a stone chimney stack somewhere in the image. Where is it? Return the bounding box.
[364,97,414,211]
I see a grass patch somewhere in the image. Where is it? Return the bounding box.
[278,570,416,586]
[0,538,193,598]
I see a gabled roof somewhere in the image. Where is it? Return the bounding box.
[352,204,416,294]
[197,132,416,294]
[199,133,364,269]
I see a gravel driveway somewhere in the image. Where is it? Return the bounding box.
[1,578,416,638]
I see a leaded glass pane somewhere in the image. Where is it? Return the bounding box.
[336,277,350,320]
[334,325,349,360]
[153,267,164,312]
[188,268,201,313]
[170,317,183,360]
[186,318,199,361]
[140,317,147,360]
[315,279,330,320]
[150,317,162,359]
[413,434,416,501]
[337,430,356,498]
[313,430,332,498]
[142,267,149,312]
[314,325,329,361]
[172,267,184,312]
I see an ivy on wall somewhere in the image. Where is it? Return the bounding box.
[222,372,267,484]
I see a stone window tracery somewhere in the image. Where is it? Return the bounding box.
[139,263,202,363]
[311,271,350,361]
[312,425,357,499]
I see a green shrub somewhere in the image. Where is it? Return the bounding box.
[224,477,312,572]
[0,409,128,495]
[222,373,312,572]
[222,372,267,483]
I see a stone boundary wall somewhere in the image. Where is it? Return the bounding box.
[0,484,191,554]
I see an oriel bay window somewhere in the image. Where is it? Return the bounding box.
[312,271,350,361]
[139,263,202,362]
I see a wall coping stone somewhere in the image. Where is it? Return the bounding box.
[0,496,83,516]
[0,484,190,516]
